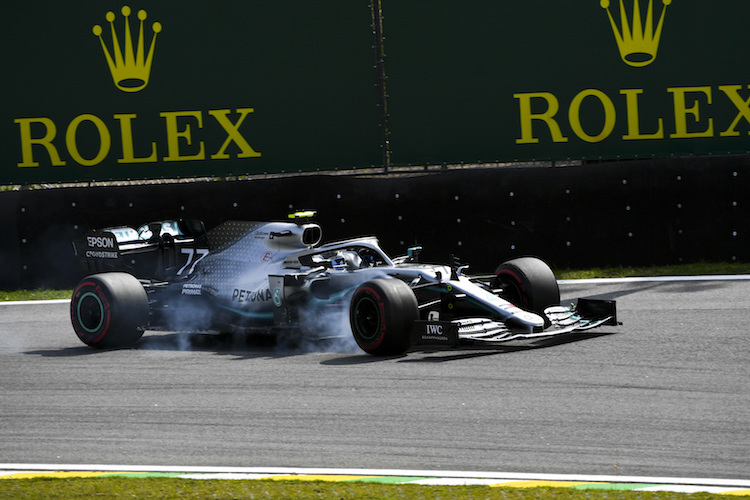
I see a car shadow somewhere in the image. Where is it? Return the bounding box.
[321,330,618,365]
[28,328,616,361]
[405,330,618,363]
[24,345,107,357]
[27,330,361,359]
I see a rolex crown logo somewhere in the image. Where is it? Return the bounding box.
[600,0,671,68]
[93,6,162,92]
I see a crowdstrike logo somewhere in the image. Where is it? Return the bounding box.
[600,0,672,67]
[92,5,162,92]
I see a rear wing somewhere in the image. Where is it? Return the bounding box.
[73,230,121,274]
[73,219,209,280]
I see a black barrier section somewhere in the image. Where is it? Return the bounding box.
[1,156,748,290]
[0,191,22,289]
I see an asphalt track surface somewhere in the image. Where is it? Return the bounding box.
[1,280,748,481]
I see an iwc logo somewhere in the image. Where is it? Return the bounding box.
[92,6,162,92]
[600,0,672,67]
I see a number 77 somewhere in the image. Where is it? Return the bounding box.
[177,248,209,275]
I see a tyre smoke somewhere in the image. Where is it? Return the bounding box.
[142,266,392,355]
[290,298,360,354]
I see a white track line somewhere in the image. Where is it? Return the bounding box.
[0,299,70,306]
[0,464,748,488]
[558,275,750,284]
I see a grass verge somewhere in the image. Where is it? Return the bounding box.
[0,289,72,301]
[0,477,732,499]
[556,261,750,280]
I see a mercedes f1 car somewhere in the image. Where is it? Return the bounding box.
[70,212,618,355]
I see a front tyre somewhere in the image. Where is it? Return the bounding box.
[70,272,149,348]
[349,278,418,356]
[492,257,560,316]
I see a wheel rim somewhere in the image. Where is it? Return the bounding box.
[494,272,528,308]
[353,296,380,341]
[77,292,105,334]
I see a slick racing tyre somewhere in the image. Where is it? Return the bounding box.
[349,278,418,356]
[492,257,560,316]
[70,272,150,348]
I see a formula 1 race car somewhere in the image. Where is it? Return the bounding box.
[70,212,618,355]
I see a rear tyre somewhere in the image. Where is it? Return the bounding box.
[492,257,560,316]
[70,272,149,348]
[349,278,418,356]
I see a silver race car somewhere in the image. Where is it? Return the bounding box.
[71,212,618,355]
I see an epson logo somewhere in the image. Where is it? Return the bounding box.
[87,235,115,248]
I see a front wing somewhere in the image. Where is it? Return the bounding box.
[410,298,618,347]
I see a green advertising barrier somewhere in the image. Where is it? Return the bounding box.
[2,1,382,184]
[384,0,750,165]
[5,1,750,185]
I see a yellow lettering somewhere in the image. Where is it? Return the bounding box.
[568,89,616,143]
[718,85,750,137]
[115,113,158,163]
[668,86,714,138]
[621,89,664,140]
[514,92,568,144]
[160,110,206,161]
[65,114,111,166]
[209,108,261,159]
[14,117,66,167]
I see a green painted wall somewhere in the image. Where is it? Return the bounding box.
[3,1,381,184]
[4,1,749,184]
